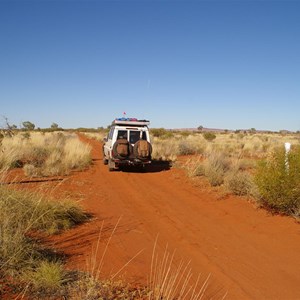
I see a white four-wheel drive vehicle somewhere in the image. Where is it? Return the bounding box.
[103,118,152,171]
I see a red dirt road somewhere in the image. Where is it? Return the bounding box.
[46,136,300,299]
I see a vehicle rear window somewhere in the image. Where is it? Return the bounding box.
[117,130,127,140]
[129,131,141,144]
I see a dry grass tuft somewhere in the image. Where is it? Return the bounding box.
[0,183,89,278]
[151,137,179,161]
[81,131,107,142]
[148,239,211,300]
[184,156,205,178]
[224,171,254,196]
[203,151,230,186]
[0,132,92,176]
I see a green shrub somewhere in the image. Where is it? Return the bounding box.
[203,132,216,142]
[27,261,68,290]
[255,146,300,215]
[150,128,174,139]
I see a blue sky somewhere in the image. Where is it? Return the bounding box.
[0,0,299,131]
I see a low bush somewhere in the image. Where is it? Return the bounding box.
[184,157,205,177]
[26,261,68,290]
[203,132,216,142]
[178,138,205,156]
[178,140,196,155]
[255,146,300,216]
[224,171,254,196]
[151,138,178,161]
[203,151,230,186]
[150,128,174,139]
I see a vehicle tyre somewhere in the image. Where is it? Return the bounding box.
[133,140,152,161]
[112,139,132,160]
[102,145,109,165]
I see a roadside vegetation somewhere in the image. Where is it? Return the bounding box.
[166,130,300,218]
[150,129,300,161]
[81,130,107,142]
[255,146,300,217]
[0,182,89,298]
[0,131,92,176]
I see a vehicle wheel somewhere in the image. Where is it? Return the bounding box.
[103,157,108,165]
[112,139,132,160]
[108,159,115,171]
[133,140,152,160]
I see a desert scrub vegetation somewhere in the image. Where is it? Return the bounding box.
[202,132,216,142]
[183,150,256,197]
[0,184,89,297]
[224,170,254,196]
[151,133,207,161]
[255,145,300,216]
[203,151,232,187]
[81,131,107,142]
[184,141,300,217]
[0,131,92,176]
[151,137,179,161]
[150,130,300,162]
[151,130,300,202]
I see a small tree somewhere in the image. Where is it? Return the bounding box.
[51,123,59,130]
[22,121,35,131]
[197,125,203,131]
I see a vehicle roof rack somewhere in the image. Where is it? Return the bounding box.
[112,118,150,126]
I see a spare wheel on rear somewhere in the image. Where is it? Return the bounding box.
[112,139,131,160]
[133,140,152,160]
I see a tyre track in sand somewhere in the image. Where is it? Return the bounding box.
[48,135,300,299]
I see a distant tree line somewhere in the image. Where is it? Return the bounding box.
[1,118,108,133]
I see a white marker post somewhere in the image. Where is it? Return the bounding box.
[285,142,291,173]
